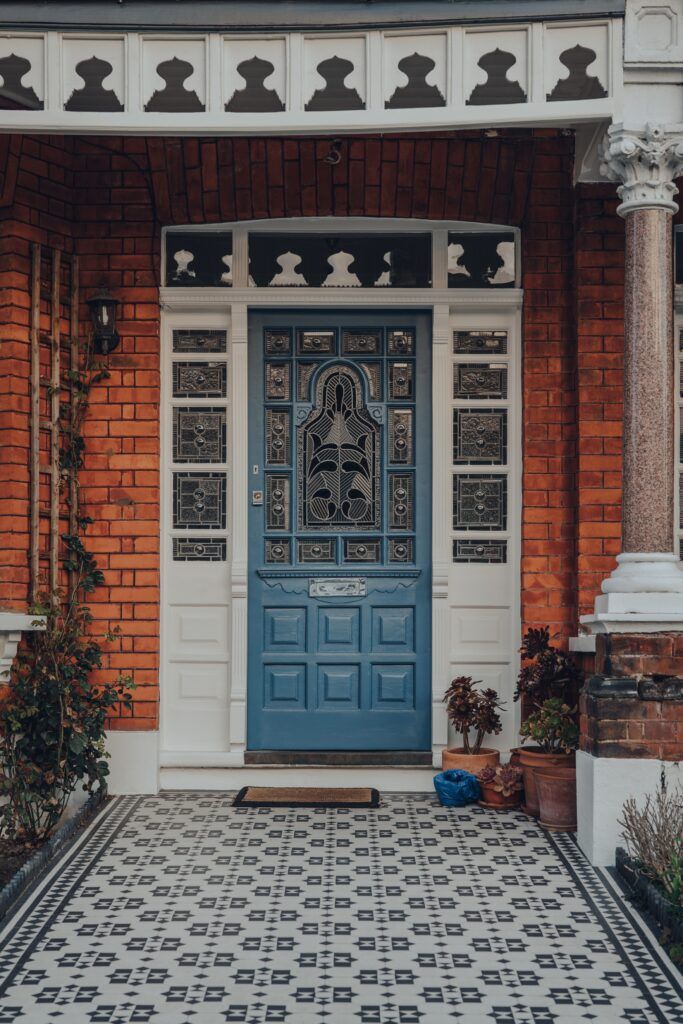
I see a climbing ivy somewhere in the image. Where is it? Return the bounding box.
[0,340,134,843]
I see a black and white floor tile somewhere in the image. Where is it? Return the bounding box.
[0,793,680,1024]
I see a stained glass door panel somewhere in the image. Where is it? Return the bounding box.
[247,311,432,750]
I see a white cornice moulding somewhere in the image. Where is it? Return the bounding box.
[160,287,525,310]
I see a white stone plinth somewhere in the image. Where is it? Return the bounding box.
[0,611,45,684]
[577,750,683,866]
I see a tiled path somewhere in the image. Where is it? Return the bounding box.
[0,793,681,1024]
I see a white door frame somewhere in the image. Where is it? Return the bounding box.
[159,218,522,770]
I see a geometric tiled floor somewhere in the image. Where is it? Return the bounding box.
[0,793,681,1024]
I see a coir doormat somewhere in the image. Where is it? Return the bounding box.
[233,786,380,808]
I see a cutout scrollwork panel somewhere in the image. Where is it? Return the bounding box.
[298,364,381,531]
[166,232,232,288]
[249,234,431,288]
[63,40,125,112]
[0,51,44,110]
[448,233,516,288]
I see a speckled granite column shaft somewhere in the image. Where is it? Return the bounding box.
[622,208,674,552]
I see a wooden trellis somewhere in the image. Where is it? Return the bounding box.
[29,244,80,605]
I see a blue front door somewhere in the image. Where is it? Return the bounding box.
[247,311,431,750]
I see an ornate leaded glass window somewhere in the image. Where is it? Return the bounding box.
[451,330,511,562]
[298,365,380,531]
[262,323,417,567]
[170,326,230,561]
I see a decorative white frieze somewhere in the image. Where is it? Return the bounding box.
[600,122,683,214]
[0,19,620,133]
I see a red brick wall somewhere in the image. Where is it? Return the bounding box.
[0,134,74,608]
[0,130,627,731]
[574,185,624,618]
[521,135,577,641]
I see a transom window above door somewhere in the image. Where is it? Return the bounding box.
[162,222,520,290]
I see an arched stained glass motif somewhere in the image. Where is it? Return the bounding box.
[298,364,380,530]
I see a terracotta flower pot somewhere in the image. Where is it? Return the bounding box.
[535,767,577,831]
[508,747,523,769]
[478,783,521,810]
[518,747,575,818]
[441,747,500,773]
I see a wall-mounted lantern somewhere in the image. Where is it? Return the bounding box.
[86,288,120,355]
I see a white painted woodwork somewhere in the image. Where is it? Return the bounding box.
[447,306,521,756]
[160,308,233,756]
[0,18,621,134]
[160,218,522,766]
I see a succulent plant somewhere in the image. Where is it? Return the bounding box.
[443,676,504,754]
[476,762,523,797]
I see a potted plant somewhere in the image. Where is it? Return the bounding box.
[518,697,578,819]
[477,762,523,809]
[515,627,582,819]
[442,676,504,772]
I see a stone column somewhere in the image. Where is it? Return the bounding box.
[582,123,683,630]
[578,124,683,867]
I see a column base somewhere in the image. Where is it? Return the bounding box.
[581,552,683,633]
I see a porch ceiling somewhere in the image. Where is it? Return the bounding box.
[0,131,557,228]
[0,1,625,31]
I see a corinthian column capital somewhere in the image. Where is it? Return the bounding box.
[600,123,683,216]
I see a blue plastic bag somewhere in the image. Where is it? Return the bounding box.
[433,769,481,807]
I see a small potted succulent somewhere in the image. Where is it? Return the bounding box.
[442,675,504,772]
[476,763,523,809]
[515,627,582,819]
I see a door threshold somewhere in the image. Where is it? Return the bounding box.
[160,766,436,792]
[244,750,434,767]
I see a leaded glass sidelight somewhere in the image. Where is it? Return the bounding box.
[298,364,381,531]
[173,407,227,463]
[173,538,227,562]
[453,474,507,531]
[453,330,507,355]
[454,363,507,400]
[173,473,227,530]
[173,362,227,398]
[453,409,507,465]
